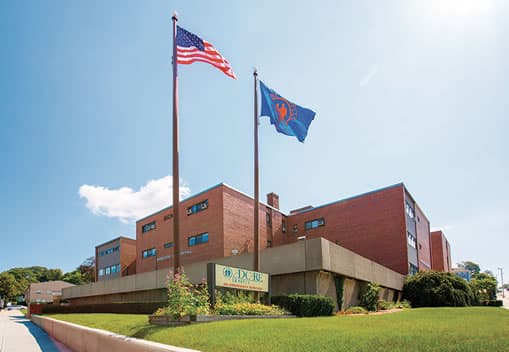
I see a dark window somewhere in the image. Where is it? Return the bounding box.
[407,232,416,248]
[292,224,298,233]
[99,245,119,257]
[282,219,287,233]
[187,200,208,216]
[409,263,418,275]
[164,242,174,248]
[164,214,173,221]
[267,240,273,248]
[266,213,271,225]
[305,218,325,230]
[188,232,209,247]
[142,248,156,258]
[405,201,415,219]
[142,221,156,233]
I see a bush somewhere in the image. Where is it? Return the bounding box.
[360,282,380,311]
[482,300,503,307]
[377,300,411,310]
[216,290,255,305]
[344,306,367,314]
[165,271,210,319]
[215,303,287,315]
[403,271,474,307]
[272,294,334,317]
[41,302,167,315]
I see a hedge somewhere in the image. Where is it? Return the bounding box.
[41,302,167,315]
[272,294,334,317]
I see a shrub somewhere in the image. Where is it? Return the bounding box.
[345,306,367,314]
[377,300,411,310]
[42,302,167,315]
[272,294,334,317]
[482,300,503,307]
[165,271,210,319]
[216,290,255,305]
[215,303,287,315]
[360,282,380,311]
[403,271,474,307]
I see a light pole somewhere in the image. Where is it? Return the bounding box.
[498,267,505,298]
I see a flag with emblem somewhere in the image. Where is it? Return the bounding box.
[259,80,316,143]
[176,25,236,79]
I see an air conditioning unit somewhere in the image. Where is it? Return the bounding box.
[231,249,239,255]
[297,236,306,241]
[186,208,193,215]
[201,202,208,209]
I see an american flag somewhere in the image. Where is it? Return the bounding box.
[176,25,236,79]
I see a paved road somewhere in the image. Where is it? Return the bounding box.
[0,310,72,352]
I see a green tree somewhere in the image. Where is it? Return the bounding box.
[403,271,474,307]
[471,272,497,301]
[0,272,23,302]
[458,261,481,275]
[62,270,85,285]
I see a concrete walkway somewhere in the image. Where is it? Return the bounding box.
[0,310,72,352]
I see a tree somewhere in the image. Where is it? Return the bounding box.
[62,270,85,285]
[403,271,474,307]
[77,257,95,283]
[0,272,23,302]
[458,261,480,274]
[470,272,497,301]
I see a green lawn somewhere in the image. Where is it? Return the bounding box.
[48,307,509,352]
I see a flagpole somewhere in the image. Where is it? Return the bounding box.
[253,68,260,276]
[172,12,181,274]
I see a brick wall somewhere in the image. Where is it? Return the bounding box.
[283,184,410,274]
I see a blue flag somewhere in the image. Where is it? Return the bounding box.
[259,81,316,143]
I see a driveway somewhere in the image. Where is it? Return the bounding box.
[0,310,72,352]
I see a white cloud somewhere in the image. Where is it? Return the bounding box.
[79,176,191,223]
[359,64,378,87]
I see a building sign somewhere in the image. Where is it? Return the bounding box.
[214,264,269,292]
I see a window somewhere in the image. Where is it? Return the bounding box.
[111,265,117,273]
[282,219,287,233]
[188,232,209,247]
[292,224,298,233]
[116,264,121,273]
[142,248,157,258]
[105,267,111,275]
[98,269,104,276]
[142,221,156,233]
[187,200,208,215]
[409,263,419,275]
[36,290,41,294]
[164,214,173,221]
[99,245,119,256]
[266,213,271,225]
[407,232,416,248]
[164,242,174,248]
[405,201,415,219]
[305,218,325,230]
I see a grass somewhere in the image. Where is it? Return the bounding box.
[48,307,509,352]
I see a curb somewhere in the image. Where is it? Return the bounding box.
[31,315,200,352]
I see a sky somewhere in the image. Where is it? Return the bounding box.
[1,0,507,283]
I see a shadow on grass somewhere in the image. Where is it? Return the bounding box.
[130,324,171,339]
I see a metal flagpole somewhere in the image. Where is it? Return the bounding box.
[172,13,181,274]
[253,69,260,275]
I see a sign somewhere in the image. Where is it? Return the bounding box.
[214,264,269,293]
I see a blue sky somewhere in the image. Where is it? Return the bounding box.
[1,1,507,282]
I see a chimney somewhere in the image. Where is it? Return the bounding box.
[267,192,279,210]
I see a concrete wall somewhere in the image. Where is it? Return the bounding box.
[31,315,199,352]
[63,238,405,310]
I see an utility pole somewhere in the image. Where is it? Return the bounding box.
[498,267,505,298]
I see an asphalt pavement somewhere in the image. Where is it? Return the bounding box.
[0,310,72,352]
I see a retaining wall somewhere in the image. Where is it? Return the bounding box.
[31,315,200,352]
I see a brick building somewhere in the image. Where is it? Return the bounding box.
[135,182,434,276]
[430,230,452,272]
[95,236,136,281]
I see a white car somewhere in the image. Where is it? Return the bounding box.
[6,305,26,311]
